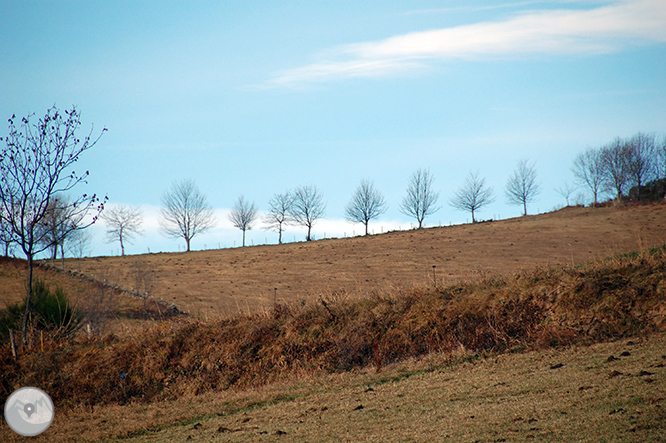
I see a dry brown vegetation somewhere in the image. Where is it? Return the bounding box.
[2,244,665,405]
[60,204,666,316]
[64,333,664,443]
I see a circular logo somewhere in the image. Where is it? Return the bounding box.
[4,387,54,436]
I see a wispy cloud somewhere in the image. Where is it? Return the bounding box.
[265,0,666,88]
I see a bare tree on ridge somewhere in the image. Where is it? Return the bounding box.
[159,179,215,252]
[345,179,387,235]
[228,195,258,247]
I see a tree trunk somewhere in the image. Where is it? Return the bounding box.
[278,226,283,244]
[523,201,527,216]
[365,222,369,235]
[471,210,476,223]
[242,229,246,247]
[186,237,191,252]
[120,236,125,256]
[21,254,34,345]
[307,225,312,241]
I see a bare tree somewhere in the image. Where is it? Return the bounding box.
[656,135,666,180]
[0,106,105,344]
[101,204,144,256]
[345,179,388,234]
[290,185,326,241]
[39,195,85,269]
[555,181,577,207]
[449,171,495,223]
[67,229,93,261]
[505,159,541,216]
[228,195,258,247]
[601,138,631,201]
[572,147,606,204]
[400,168,440,229]
[625,132,657,200]
[159,179,215,252]
[263,190,294,244]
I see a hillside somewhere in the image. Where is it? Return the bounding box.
[61,204,666,316]
[1,245,665,442]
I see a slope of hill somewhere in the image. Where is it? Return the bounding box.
[1,245,664,441]
[63,204,666,316]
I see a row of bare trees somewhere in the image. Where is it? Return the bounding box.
[572,132,666,204]
[52,132,665,258]
[228,185,327,245]
[98,160,543,254]
[399,160,541,228]
[149,182,329,251]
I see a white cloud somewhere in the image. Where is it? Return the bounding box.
[266,0,666,87]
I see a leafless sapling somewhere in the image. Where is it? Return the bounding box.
[399,168,441,229]
[67,229,93,269]
[505,159,541,216]
[101,204,144,256]
[449,171,495,223]
[290,185,326,241]
[228,195,258,247]
[345,179,387,235]
[555,181,577,207]
[601,138,631,201]
[159,179,215,252]
[572,147,606,205]
[263,191,294,244]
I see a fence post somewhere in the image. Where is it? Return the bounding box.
[9,329,17,359]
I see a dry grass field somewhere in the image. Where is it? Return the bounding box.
[55,204,666,317]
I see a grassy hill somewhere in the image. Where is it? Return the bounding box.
[1,203,665,441]
[1,243,665,441]
[59,204,666,316]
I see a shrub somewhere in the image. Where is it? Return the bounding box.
[0,279,84,344]
[0,302,23,344]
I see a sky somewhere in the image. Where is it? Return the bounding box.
[1,0,665,256]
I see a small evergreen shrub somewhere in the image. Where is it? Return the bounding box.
[0,279,83,343]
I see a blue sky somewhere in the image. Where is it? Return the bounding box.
[1,1,665,256]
